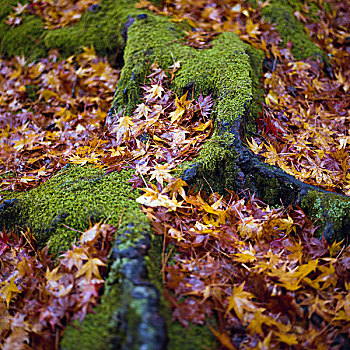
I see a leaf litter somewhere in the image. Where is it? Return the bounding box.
[1,0,350,349]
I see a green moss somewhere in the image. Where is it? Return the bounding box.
[301,191,350,241]
[0,162,163,349]
[44,0,141,60]
[261,0,325,60]
[253,175,280,204]
[0,0,147,61]
[148,235,218,350]
[111,13,190,114]
[0,15,46,59]
[0,164,149,255]
[112,16,264,193]
[60,281,122,350]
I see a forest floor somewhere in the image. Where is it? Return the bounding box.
[1,0,350,349]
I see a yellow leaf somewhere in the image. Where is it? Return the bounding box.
[79,45,97,61]
[1,277,20,308]
[135,103,152,119]
[75,257,106,281]
[168,227,185,242]
[328,240,343,257]
[136,187,183,211]
[20,176,37,183]
[80,222,103,244]
[274,332,299,345]
[226,283,256,320]
[111,115,135,143]
[208,325,236,350]
[149,163,174,187]
[39,89,60,102]
[193,120,212,131]
[163,178,187,200]
[247,138,263,155]
[148,84,164,99]
[234,252,256,263]
[246,19,261,38]
[246,309,277,335]
[170,108,185,123]
[170,92,191,123]
[46,266,62,282]
[265,90,279,105]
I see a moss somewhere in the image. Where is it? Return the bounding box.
[111,13,190,114]
[112,16,264,193]
[60,281,123,350]
[0,164,149,255]
[44,0,141,60]
[254,175,280,204]
[0,162,164,350]
[301,191,350,241]
[148,235,218,350]
[0,15,46,59]
[261,0,325,60]
[0,0,147,61]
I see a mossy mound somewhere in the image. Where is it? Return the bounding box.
[111,14,264,194]
[302,191,350,242]
[0,0,144,61]
[0,164,149,255]
[261,0,325,60]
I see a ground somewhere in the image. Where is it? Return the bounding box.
[0,0,349,349]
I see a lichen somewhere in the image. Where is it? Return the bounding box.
[301,190,350,241]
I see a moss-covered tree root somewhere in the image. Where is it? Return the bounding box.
[106,3,349,243]
[0,164,169,349]
[1,0,349,349]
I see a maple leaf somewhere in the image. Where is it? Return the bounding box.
[226,283,257,320]
[60,245,88,271]
[208,325,236,350]
[136,185,183,211]
[265,90,279,105]
[145,84,164,100]
[163,178,187,200]
[246,309,278,335]
[75,257,106,281]
[46,266,62,282]
[135,103,152,119]
[110,115,134,144]
[149,163,174,187]
[170,92,191,123]
[68,153,101,166]
[274,332,299,346]
[246,19,261,39]
[247,138,263,155]
[0,277,20,308]
[168,227,185,242]
[80,222,103,244]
